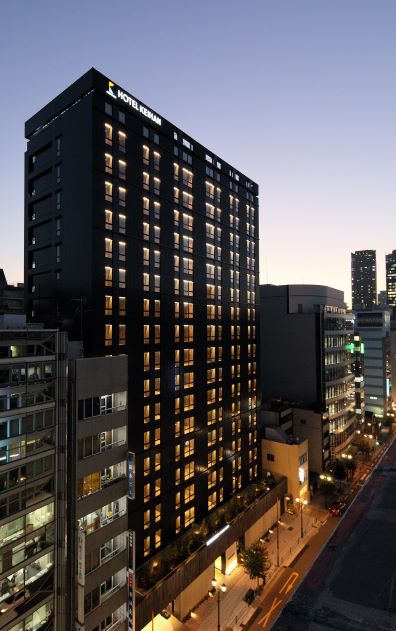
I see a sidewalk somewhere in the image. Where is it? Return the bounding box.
[183,501,329,631]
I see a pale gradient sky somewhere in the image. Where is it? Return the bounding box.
[1,0,396,307]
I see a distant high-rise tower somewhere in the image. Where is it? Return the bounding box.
[351,250,377,310]
[386,250,396,307]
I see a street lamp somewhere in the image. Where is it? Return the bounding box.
[211,578,227,631]
[295,498,308,539]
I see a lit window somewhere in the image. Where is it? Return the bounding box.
[119,159,126,180]
[105,153,113,174]
[184,483,195,504]
[105,123,113,145]
[119,324,126,346]
[105,295,112,316]
[119,187,126,207]
[118,296,126,316]
[119,213,126,234]
[143,145,149,165]
[185,507,195,527]
[105,238,112,258]
[119,269,126,288]
[105,181,113,201]
[143,172,149,191]
[119,241,126,262]
[118,130,126,152]
[105,324,113,347]
[105,266,112,287]
[105,209,113,230]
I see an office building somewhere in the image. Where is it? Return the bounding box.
[0,328,67,631]
[25,69,260,626]
[262,430,309,506]
[260,285,357,471]
[386,250,396,308]
[0,271,24,317]
[68,354,129,631]
[377,290,388,308]
[351,250,377,310]
[355,310,390,419]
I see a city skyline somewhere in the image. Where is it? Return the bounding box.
[1,0,396,306]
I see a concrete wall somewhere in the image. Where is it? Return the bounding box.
[244,503,277,548]
[174,563,214,620]
[293,408,326,473]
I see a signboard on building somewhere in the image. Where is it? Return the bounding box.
[76,527,85,627]
[128,530,136,631]
[127,451,135,500]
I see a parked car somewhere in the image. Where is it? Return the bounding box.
[328,501,347,516]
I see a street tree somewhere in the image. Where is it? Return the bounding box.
[333,460,347,490]
[320,480,336,508]
[344,459,356,480]
[241,542,270,590]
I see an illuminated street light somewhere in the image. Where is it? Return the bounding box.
[210,578,227,631]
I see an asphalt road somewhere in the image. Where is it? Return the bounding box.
[245,439,392,631]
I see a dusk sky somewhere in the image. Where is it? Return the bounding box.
[1,0,396,306]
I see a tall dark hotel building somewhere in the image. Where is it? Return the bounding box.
[24,68,260,574]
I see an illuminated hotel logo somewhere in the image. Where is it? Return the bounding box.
[106,80,117,99]
[106,79,162,126]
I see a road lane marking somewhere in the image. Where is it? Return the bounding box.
[279,571,299,596]
[257,572,300,627]
[257,596,283,627]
